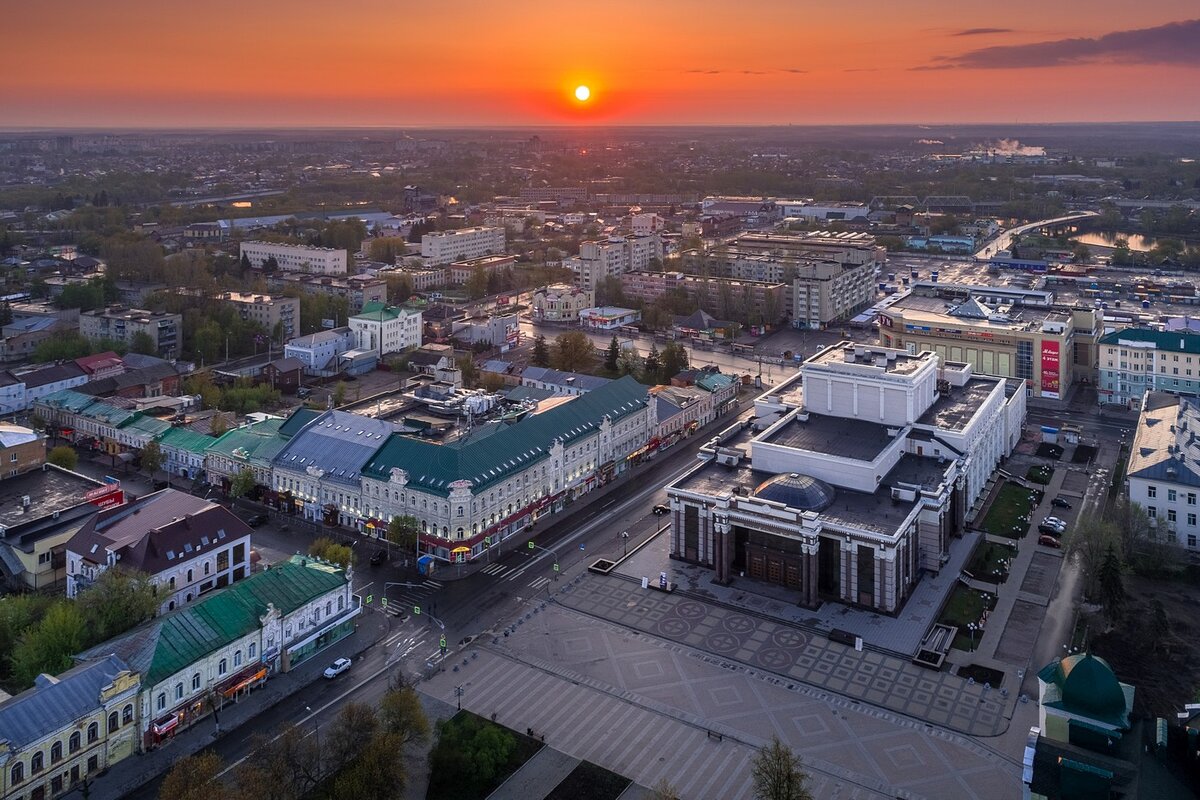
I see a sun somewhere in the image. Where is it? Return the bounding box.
[574,85,591,102]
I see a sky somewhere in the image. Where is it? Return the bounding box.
[4,0,1199,127]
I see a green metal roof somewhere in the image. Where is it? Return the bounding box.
[78,555,347,686]
[362,375,649,495]
[156,426,216,455]
[38,389,97,413]
[697,372,735,392]
[1100,327,1200,354]
[279,407,321,438]
[352,301,405,321]
[205,417,288,465]
[120,414,171,437]
[1037,653,1131,729]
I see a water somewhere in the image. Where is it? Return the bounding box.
[1070,230,1159,252]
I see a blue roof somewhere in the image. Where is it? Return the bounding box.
[272,410,396,486]
[521,367,611,392]
[0,655,132,750]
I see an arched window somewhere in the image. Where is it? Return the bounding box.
[30,752,43,774]
[204,562,210,575]
[192,673,201,691]
[87,722,99,743]
[68,732,81,754]
[10,762,23,785]
[234,650,242,668]
[123,704,133,724]
[325,601,332,616]
[456,527,464,539]
[175,683,183,700]
[338,595,345,611]
[50,742,62,763]
[218,658,227,676]
[155,693,165,712]
[248,643,257,660]
[108,710,120,732]
[187,568,193,583]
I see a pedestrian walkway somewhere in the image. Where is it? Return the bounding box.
[88,611,391,800]
[487,747,578,800]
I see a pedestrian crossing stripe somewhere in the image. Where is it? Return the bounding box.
[481,563,509,575]
[529,577,551,590]
[425,580,443,588]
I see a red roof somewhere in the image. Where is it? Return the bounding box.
[74,351,125,374]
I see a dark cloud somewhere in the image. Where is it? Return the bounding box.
[953,27,1014,37]
[928,18,1200,69]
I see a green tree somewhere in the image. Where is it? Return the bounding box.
[531,334,550,368]
[0,594,55,691]
[387,515,420,553]
[466,266,490,299]
[309,537,354,569]
[326,732,406,800]
[379,684,430,747]
[552,331,595,373]
[604,335,620,372]
[458,354,479,388]
[428,714,516,798]
[10,602,88,688]
[229,468,257,499]
[130,330,157,355]
[210,414,229,437]
[159,752,225,800]
[140,440,164,478]
[1072,243,1092,264]
[75,569,160,643]
[751,736,813,800]
[660,342,689,381]
[643,344,661,382]
[1097,542,1126,620]
[332,381,348,407]
[47,445,78,471]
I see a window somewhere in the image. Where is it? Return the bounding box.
[9,453,16,462]
[234,650,242,668]
[1148,506,1157,518]
[69,732,80,754]
[10,762,23,785]
[218,658,227,676]
[338,595,345,611]
[192,673,201,691]
[1148,485,1157,498]
[30,751,43,774]
[1190,534,1198,548]
[87,755,98,772]
[248,643,256,660]
[52,776,63,794]
[204,562,210,576]
[109,710,120,732]
[51,742,62,763]
[187,568,193,582]
[87,722,98,744]
[122,704,133,724]
[1188,513,1196,527]
[156,693,165,711]
[175,682,184,700]
[1169,489,1178,502]
[1189,493,1196,506]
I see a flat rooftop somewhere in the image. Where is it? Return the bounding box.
[917,377,1002,430]
[0,468,103,529]
[807,344,929,376]
[762,412,894,462]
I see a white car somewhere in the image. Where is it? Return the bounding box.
[1045,516,1068,528]
[1041,518,1066,532]
[323,657,351,679]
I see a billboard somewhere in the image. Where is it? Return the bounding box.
[1040,340,1061,399]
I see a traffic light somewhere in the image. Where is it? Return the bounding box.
[439,634,447,649]
[366,594,373,605]
[553,562,560,572]
[413,605,421,615]
[484,536,492,547]
[528,540,534,550]
[381,597,388,608]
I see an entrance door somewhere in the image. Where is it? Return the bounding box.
[818,537,840,596]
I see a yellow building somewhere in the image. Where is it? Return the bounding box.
[0,656,140,800]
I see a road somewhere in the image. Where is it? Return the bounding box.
[974,211,1098,260]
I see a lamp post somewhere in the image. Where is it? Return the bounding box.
[967,622,978,649]
[454,685,464,711]
[621,531,629,557]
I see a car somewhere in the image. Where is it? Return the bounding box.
[370,549,387,566]
[297,387,312,398]
[246,513,269,527]
[1038,524,1064,537]
[323,657,352,679]
[1044,515,1067,527]
[1051,497,1072,509]
[1040,519,1066,533]
[1038,535,1062,549]
[651,504,670,516]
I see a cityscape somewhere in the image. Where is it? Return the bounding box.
[1,5,1200,800]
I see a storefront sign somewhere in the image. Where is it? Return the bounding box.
[1040,340,1061,399]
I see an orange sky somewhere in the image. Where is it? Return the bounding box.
[4,1,1199,127]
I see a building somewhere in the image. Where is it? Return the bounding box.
[75,555,358,752]
[266,273,387,314]
[530,284,594,324]
[360,375,653,564]
[79,307,182,359]
[349,302,422,356]
[666,344,1026,614]
[0,656,140,800]
[447,254,516,286]
[521,367,611,397]
[0,316,67,363]
[204,414,298,493]
[577,235,663,292]
[74,352,126,382]
[620,271,789,327]
[0,424,44,478]
[17,362,89,409]
[217,292,300,340]
[155,427,213,481]
[1097,328,1200,408]
[631,213,665,236]
[239,241,347,276]
[420,226,505,265]
[284,328,356,376]
[33,390,170,458]
[724,231,883,268]
[378,265,447,293]
[77,362,180,400]
[449,314,519,350]
[1126,391,1200,551]
[578,306,641,331]
[878,285,1101,400]
[261,357,304,393]
[66,490,254,613]
[699,197,781,226]
[790,259,877,329]
[777,200,870,222]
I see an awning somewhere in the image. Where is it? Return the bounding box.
[450,546,470,554]
[221,667,268,697]
[152,715,179,735]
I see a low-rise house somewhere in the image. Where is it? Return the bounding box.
[0,424,45,478]
[261,357,304,394]
[156,427,214,481]
[283,328,355,376]
[520,367,611,397]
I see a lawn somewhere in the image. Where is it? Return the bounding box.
[964,541,1015,585]
[938,584,997,651]
[1025,464,1054,485]
[980,482,1036,539]
[546,762,632,800]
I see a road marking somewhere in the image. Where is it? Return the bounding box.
[481,563,509,576]
[529,576,551,590]
[424,580,443,588]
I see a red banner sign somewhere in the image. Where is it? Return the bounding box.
[1040,340,1061,398]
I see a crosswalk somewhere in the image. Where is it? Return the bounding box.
[529,576,552,590]
[384,578,442,611]
[480,563,512,577]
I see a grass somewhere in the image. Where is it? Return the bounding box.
[980,482,1036,539]
[938,584,997,651]
[546,762,632,800]
[1025,464,1054,485]
[964,541,1015,585]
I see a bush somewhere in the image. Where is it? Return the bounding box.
[47,446,78,471]
[426,712,541,800]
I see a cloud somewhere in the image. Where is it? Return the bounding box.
[927,18,1200,69]
[952,27,1014,37]
[685,68,806,75]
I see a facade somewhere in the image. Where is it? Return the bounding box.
[577,235,663,293]
[18,363,89,410]
[0,656,140,800]
[79,307,182,359]
[878,285,1100,400]
[284,327,356,375]
[66,489,254,613]
[449,314,519,349]
[360,375,654,564]
[420,226,505,265]
[724,231,883,268]
[579,306,641,331]
[203,415,294,492]
[349,302,422,356]
[266,273,387,314]
[217,292,300,340]
[1098,327,1200,408]
[238,241,347,276]
[0,424,44,478]
[447,254,516,285]
[620,271,789,327]
[33,390,170,458]
[521,367,611,397]
[156,427,213,480]
[1126,391,1200,551]
[777,201,870,221]
[667,343,1026,614]
[530,284,594,324]
[75,555,358,752]
[378,266,446,293]
[790,260,877,329]
[631,213,665,236]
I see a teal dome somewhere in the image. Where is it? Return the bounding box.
[1059,654,1126,720]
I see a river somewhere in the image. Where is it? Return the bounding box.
[1069,230,1160,252]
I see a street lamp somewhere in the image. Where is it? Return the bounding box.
[967,622,978,649]
[621,531,629,557]
[454,685,464,711]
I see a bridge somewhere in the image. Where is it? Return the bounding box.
[974,210,1098,260]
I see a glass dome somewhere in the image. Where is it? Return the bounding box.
[752,472,836,512]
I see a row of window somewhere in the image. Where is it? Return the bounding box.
[155,642,258,711]
[1145,486,1196,504]
[10,706,131,786]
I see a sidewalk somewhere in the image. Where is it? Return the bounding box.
[486,747,578,800]
[88,610,391,800]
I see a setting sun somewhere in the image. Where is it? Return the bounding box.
[574,85,591,102]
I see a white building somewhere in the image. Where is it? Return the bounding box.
[349,302,422,356]
[420,226,506,266]
[239,241,348,276]
[531,284,595,324]
[577,234,663,292]
[284,327,357,375]
[1126,391,1200,551]
[631,213,665,236]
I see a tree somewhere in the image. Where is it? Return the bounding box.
[660,342,689,382]
[47,446,78,471]
[332,382,348,407]
[326,702,379,774]
[262,256,279,275]
[1066,513,1119,600]
[10,602,88,688]
[651,779,682,800]
[75,569,160,643]
[210,414,229,437]
[140,440,164,478]
[379,684,430,747]
[617,345,642,376]
[532,334,550,368]
[229,468,256,499]
[326,731,406,800]
[428,714,516,799]
[604,335,620,372]
[309,537,354,568]
[159,752,225,800]
[552,331,595,373]
[240,252,252,273]
[1097,542,1126,620]
[1072,243,1092,264]
[232,725,322,800]
[387,515,420,553]
[130,330,157,355]
[751,736,813,800]
[643,344,661,382]
[481,372,507,393]
[466,266,489,299]
[1149,599,1171,652]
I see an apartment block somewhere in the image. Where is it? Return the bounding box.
[239,241,348,276]
[420,226,506,265]
[79,307,182,358]
[577,234,663,292]
[217,292,300,340]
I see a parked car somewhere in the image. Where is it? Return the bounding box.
[1044,516,1068,528]
[297,387,312,398]
[246,513,269,527]
[1038,524,1064,537]
[652,504,670,516]
[370,549,387,566]
[1040,520,1066,534]
[1051,497,1072,509]
[1038,535,1062,549]
[323,657,352,679]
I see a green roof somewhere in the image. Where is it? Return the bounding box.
[1037,653,1131,729]
[156,426,216,455]
[279,407,321,438]
[362,375,649,495]
[697,372,735,392]
[78,555,348,686]
[352,301,405,321]
[1100,327,1200,354]
[119,414,171,437]
[205,417,289,465]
